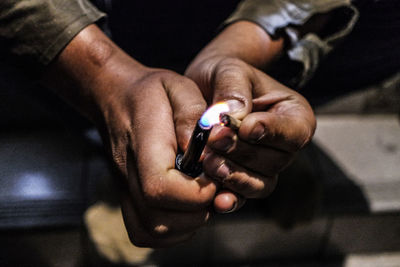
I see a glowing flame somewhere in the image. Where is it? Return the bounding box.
[199,102,230,129]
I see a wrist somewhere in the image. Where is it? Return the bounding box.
[188,21,284,72]
[41,24,148,124]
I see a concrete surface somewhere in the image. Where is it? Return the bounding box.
[1,72,399,266]
[344,252,400,267]
[313,115,400,213]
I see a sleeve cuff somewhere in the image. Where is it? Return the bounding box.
[224,0,359,87]
[39,10,106,65]
[0,0,106,69]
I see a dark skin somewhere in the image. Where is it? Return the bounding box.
[186,21,316,212]
[42,21,316,247]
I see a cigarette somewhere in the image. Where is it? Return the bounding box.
[219,113,242,131]
[175,120,211,177]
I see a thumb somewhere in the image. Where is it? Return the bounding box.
[208,58,254,118]
[164,75,207,152]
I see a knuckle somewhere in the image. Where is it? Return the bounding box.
[141,175,166,205]
[215,67,241,84]
[196,190,216,207]
[176,102,206,124]
[189,102,207,117]
[223,175,250,194]
[301,124,315,146]
[294,124,314,151]
[112,151,126,170]
[258,175,278,198]
[214,58,246,81]
[125,221,172,246]
[152,69,176,78]
[179,74,200,89]
[109,143,129,177]
[211,58,252,104]
[127,222,173,246]
[156,69,192,86]
[216,57,247,72]
[247,184,268,198]
[224,172,277,199]
[146,223,171,238]
[141,69,178,85]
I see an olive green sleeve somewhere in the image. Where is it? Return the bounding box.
[0,0,106,67]
[224,0,359,87]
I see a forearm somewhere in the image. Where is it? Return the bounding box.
[0,0,105,67]
[216,0,359,87]
[41,24,147,123]
[188,21,284,71]
[42,24,216,249]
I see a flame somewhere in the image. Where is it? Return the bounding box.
[199,102,230,129]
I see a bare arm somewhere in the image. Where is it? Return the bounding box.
[42,25,217,248]
[186,21,316,213]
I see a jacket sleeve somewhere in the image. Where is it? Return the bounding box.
[0,0,106,68]
[224,0,359,87]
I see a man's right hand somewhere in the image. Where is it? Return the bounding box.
[42,25,217,247]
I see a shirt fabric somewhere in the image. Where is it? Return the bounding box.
[0,0,357,86]
[225,0,359,87]
[0,0,105,68]
[300,0,400,105]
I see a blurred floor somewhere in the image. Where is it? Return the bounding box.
[0,228,82,267]
[1,226,400,267]
[0,73,399,266]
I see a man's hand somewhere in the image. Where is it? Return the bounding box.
[105,69,218,248]
[42,25,217,247]
[186,21,316,213]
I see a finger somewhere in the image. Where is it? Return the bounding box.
[213,190,246,213]
[140,208,211,237]
[209,58,254,118]
[121,189,196,248]
[163,74,207,151]
[239,111,314,152]
[124,151,211,242]
[131,80,217,210]
[242,70,315,151]
[208,125,293,176]
[203,153,278,198]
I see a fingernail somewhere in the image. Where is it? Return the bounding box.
[213,138,233,152]
[216,163,230,179]
[249,123,265,142]
[226,99,244,113]
[222,201,237,214]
